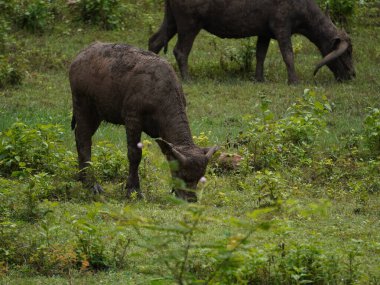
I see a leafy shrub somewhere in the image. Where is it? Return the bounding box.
[329,0,356,27]
[0,55,24,88]
[235,89,331,170]
[120,205,277,284]
[141,0,164,9]
[356,0,380,26]
[275,244,341,284]
[0,0,18,30]
[16,0,54,34]
[0,123,69,177]
[71,205,132,271]
[282,91,330,144]
[210,243,341,284]
[237,170,288,207]
[29,243,77,276]
[220,38,256,72]
[91,141,129,182]
[0,4,24,88]
[0,19,12,52]
[0,220,22,269]
[317,0,356,28]
[76,0,126,30]
[0,15,25,88]
[364,107,380,156]
[0,175,63,222]
[21,46,70,71]
[73,219,109,271]
[0,179,22,219]
[0,123,134,185]
[193,131,212,147]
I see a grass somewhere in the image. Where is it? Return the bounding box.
[1,1,380,284]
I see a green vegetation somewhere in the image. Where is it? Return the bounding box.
[317,0,357,28]
[0,0,379,284]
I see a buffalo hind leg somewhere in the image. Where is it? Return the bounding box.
[255,37,270,82]
[173,28,200,80]
[125,118,144,199]
[74,111,102,193]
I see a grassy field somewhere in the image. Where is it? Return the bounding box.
[1,1,380,284]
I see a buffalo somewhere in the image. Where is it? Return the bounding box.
[149,0,355,84]
[69,42,219,201]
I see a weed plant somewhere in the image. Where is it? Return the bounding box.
[75,0,127,30]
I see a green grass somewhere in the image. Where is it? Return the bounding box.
[1,1,380,284]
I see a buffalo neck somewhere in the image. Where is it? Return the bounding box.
[158,89,195,147]
[297,5,339,56]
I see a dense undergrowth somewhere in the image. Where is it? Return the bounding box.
[1,91,380,283]
[0,0,380,284]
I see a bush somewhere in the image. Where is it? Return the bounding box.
[76,0,126,30]
[0,5,25,88]
[29,243,78,276]
[234,89,331,170]
[21,46,70,71]
[0,123,69,177]
[0,19,12,52]
[91,141,129,182]
[15,0,55,34]
[329,0,356,27]
[0,179,22,219]
[0,56,24,89]
[364,107,380,156]
[317,0,356,28]
[220,38,256,73]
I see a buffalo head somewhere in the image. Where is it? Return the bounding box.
[314,31,355,81]
[157,139,219,202]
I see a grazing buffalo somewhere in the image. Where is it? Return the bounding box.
[149,0,355,84]
[69,42,219,201]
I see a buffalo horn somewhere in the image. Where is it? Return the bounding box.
[314,40,349,76]
[171,147,188,165]
[204,146,220,160]
[156,138,188,165]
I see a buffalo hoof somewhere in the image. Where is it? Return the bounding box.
[181,73,191,82]
[254,76,265,83]
[288,78,299,85]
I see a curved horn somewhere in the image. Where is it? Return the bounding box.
[314,40,349,76]
[156,138,188,165]
[171,148,188,165]
[204,146,220,160]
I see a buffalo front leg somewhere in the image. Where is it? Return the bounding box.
[74,116,102,194]
[255,37,270,82]
[125,121,144,199]
[173,28,200,80]
[276,34,299,84]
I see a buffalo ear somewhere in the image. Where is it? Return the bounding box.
[203,146,220,160]
[332,36,342,50]
[156,138,188,165]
